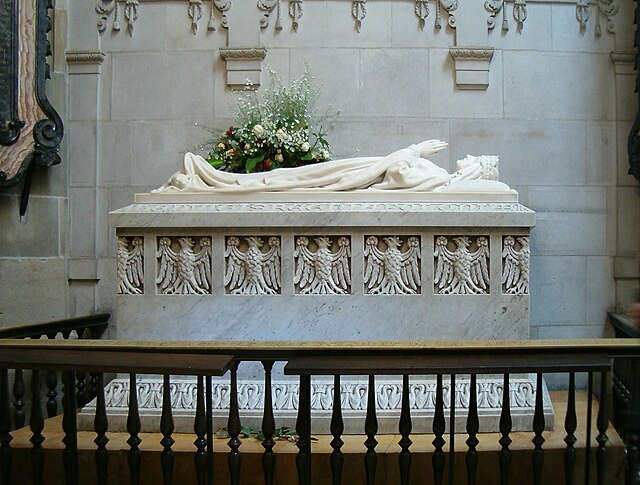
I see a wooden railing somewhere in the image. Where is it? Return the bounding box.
[0,313,110,428]
[0,338,638,485]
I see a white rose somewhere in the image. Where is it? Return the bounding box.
[217,143,226,151]
[252,124,264,137]
[275,153,284,163]
[276,128,285,138]
[301,141,310,152]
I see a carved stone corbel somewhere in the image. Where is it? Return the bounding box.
[448,47,494,90]
[219,47,267,89]
[65,50,106,75]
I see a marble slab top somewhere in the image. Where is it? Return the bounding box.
[109,201,536,228]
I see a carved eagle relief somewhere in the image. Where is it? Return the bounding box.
[156,237,212,294]
[502,236,530,294]
[294,236,351,294]
[224,236,281,295]
[364,236,421,294]
[117,236,144,294]
[434,236,490,294]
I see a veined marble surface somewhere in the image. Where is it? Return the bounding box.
[110,201,535,228]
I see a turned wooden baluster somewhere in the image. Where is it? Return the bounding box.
[296,374,312,485]
[161,374,175,485]
[227,362,242,485]
[595,371,609,485]
[62,371,79,485]
[13,369,25,429]
[30,369,45,485]
[432,374,446,485]
[206,375,214,485]
[398,374,412,485]
[46,370,58,417]
[584,373,594,485]
[449,374,456,485]
[89,372,100,402]
[0,368,13,485]
[531,373,545,485]
[261,361,276,485]
[94,373,109,485]
[330,375,344,485]
[364,374,378,485]
[564,372,577,485]
[127,373,142,485]
[194,375,207,485]
[625,363,640,485]
[499,373,512,485]
[466,374,479,485]
[76,372,88,408]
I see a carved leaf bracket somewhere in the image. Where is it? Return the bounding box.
[0,0,64,220]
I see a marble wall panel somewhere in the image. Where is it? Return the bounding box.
[289,48,360,118]
[429,49,504,119]
[0,259,68,325]
[528,186,606,213]
[0,196,61,257]
[550,4,615,53]
[585,122,616,186]
[448,119,588,186]
[360,49,430,118]
[530,255,586,326]
[503,52,615,121]
[69,187,97,257]
[586,256,615,323]
[112,51,216,121]
[98,121,132,186]
[617,187,640,257]
[68,121,97,186]
[531,212,606,256]
[68,74,99,121]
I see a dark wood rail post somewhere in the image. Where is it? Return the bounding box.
[296,374,312,485]
[330,375,344,485]
[261,361,276,485]
[0,368,12,485]
[62,370,79,485]
[30,369,45,485]
[227,362,242,485]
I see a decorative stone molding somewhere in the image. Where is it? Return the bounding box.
[610,51,635,76]
[364,236,421,295]
[258,0,303,32]
[219,47,267,89]
[294,236,352,295]
[156,236,212,294]
[434,236,490,295]
[352,0,366,32]
[486,0,527,32]
[436,0,457,29]
[225,236,281,294]
[449,46,494,90]
[117,236,144,295]
[96,0,139,36]
[502,236,529,295]
[65,50,106,75]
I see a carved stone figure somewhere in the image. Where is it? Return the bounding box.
[294,236,351,294]
[434,236,490,295]
[154,140,514,195]
[224,236,281,294]
[156,237,212,294]
[117,236,144,294]
[364,236,421,294]
[502,236,530,295]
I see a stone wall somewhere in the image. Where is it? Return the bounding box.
[3,0,639,338]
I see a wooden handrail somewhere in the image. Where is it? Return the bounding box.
[0,313,110,339]
[609,311,640,338]
[0,337,636,359]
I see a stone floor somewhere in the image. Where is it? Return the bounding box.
[8,391,626,484]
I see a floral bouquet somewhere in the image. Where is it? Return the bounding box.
[206,67,332,173]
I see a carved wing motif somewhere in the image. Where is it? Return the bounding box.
[400,237,421,293]
[364,236,385,290]
[331,237,352,291]
[293,237,316,291]
[117,237,144,294]
[224,237,247,293]
[260,237,282,292]
[469,237,490,292]
[502,236,529,294]
[433,236,455,292]
[156,237,179,294]
[193,238,212,292]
